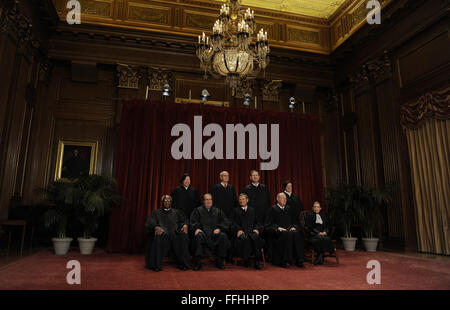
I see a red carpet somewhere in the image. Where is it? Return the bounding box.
[0,249,449,290]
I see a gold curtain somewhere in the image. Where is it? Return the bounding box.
[401,87,450,255]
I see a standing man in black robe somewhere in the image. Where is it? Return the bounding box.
[242,170,272,223]
[171,173,201,219]
[210,171,238,219]
[145,195,192,272]
[283,180,304,219]
[190,193,231,270]
[304,201,336,265]
[265,192,305,268]
[231,193,265,269]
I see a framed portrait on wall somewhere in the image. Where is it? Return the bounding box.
[54,139,98,181]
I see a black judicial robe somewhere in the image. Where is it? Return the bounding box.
[190,205,231,258]
[242,183,271,222]
[230,206,265,260]
[145,208,191,270]
[210,183,238,218]
[304,212,335,254]
[264,204,304,265]
[171,185,201,218]
[284,191,304,218]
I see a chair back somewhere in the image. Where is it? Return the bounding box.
[299,210,310,239]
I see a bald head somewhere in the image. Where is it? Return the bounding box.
[276,192,287,206]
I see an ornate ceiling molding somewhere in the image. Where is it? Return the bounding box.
[348,50,392,90]
[330,0,392,50]
[1,0,43,60]
[148,67,173,91]
[262,80,283,102]
[50,0,393,54]
[115,64,174,91]
[116,64,141,89]
[51,23,332,67]
[234,79,255,99]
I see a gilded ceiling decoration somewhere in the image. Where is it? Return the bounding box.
[218,0,348,19]
[52,0,392,54]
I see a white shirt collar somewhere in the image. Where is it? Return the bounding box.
[277,204,285,210]
[252,183,259,187]
[221,182,228,188]
[284,191,291,197]
[183,186,188,190]
[315,213,323,224]
[241,206,248,212]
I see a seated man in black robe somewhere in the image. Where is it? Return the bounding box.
[190,193,231,271]
[265,192,305,268]
[231,193,265,269]
[304,201,336,265]
[145,195,192,272]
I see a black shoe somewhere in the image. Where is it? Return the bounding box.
[193,256,202,271]
[152,267,162,272]
[296,260,305,268]
[178,265,189,271]
[254,261,262,270]
[280,262,290,268]
[193,263,202,271]
[243,259,250,268]
[313,257,321,265]
[215,258,225,270]
[317,253,324,265]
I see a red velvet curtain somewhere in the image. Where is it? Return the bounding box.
[107,100,324,253]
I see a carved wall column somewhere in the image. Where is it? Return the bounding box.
[339,50,419,246]
[0,0,52,219]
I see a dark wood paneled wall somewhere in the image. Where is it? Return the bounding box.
[0,0,337,221]
[0,0,57,220]
[1,0,448,252]
[332,0,450,249]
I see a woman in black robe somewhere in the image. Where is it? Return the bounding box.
[283,181,303,219]
[304,201,336,265]
[171,173,201,218]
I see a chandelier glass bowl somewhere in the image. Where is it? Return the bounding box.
[196,0,270,95]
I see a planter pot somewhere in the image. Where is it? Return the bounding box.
[52,237,73,255]
[78,237,98,255]
[341,237,357,251]
[362,238,379,252]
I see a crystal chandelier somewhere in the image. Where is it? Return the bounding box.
[196,0,270,95]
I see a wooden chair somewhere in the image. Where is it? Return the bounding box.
[233,248,266,268]
[300,211,339,265]
[232,226,266,268]
[1,220,27,259]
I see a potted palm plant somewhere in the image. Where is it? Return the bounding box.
[360,187,391,252]
[326,183,363,251]
[41,181,78,255]
[75,175,120,254]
